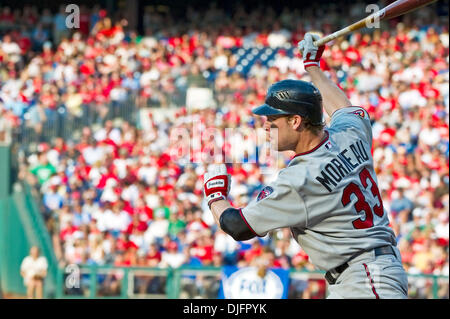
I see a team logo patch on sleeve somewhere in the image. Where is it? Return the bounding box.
[257,186,274,201]
[349,109,365,118]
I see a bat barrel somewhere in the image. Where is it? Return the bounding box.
[312,0,439,47]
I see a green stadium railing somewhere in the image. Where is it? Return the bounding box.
[54,265,449,299]
[55,265,172,299]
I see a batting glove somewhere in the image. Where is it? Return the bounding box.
[203,164,231,209]
[298,33,325,69]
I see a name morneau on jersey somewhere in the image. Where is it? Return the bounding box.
[316,139,370,192]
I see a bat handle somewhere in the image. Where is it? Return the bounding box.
[313,35,337,47]
[313,33,341,47]
[313,24,359,47]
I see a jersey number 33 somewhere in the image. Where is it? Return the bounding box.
[341,168,385,229]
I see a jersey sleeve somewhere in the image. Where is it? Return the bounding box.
[240,172,308,237]
[329,106,373,145]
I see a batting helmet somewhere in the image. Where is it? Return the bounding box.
[252,79,323,125]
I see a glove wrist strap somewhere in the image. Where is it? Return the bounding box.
[207,192,226,209]
[304,61,321,69]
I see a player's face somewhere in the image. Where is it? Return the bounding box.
[265,115,299,152]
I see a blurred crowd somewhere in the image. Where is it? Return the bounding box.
[1,2,448,298]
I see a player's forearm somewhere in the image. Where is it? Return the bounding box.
[307,66,352,117]
[204,165,256,241]
[210,200,256,241]
[210,199,233,227]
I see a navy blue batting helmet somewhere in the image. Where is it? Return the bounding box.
[252,79,323,125]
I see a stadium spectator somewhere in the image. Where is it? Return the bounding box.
[20,246,48,299]
[159,241,185,268]
[29,152,56,185]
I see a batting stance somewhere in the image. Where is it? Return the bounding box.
[203,33,408,299]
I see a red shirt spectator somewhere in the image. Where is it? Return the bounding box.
[191,240,214,265]
[60,224,79,242]
[378,126,396,145]
[147,245,162,266]
[97,170,120,189]
[0,8,15,25]
[135,202,153,221]
[79,11,90,35]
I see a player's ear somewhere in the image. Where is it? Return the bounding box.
[288,115,302,130]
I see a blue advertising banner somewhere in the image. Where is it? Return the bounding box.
[218,266,290,299]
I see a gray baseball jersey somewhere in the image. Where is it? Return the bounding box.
[241,106,397,271]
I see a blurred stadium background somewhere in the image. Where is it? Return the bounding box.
[0,0,448,299]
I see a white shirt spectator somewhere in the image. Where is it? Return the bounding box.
[159,251,185,268]
[59,210,74,230]
[94,128,122,145]
[229,181,248,200]
[20,255,48,286]
[129,233,146,249]
[100,183,119,203]
[138,164,158,185]
[88,166,103,186]
[46,149,60,167]
[27,57,43,78]
[121,184,140,206]
[407,119,423,137]
[398,89,427,109]
[400,65,424,83]
[93,208,110,232]
[103,54,118,68]
[1,40,21,56]
[214,231,239,255]
[249,63,268,78]
[104,210,131,232]
[267,29,291,48]
[82,146,105,165]
[60,40,75,57]
[273,55,291,74]
[141,36,158,49]
[242,32,258,47]
[113,158,130,179]
[53,63,66,82]
[214,54,228,71]
[1,79,22,100]
[89,244,105,265]
[356,73,383,92]
[434,220,449,240]
[140,68,160,85]
[83,201,100,217]
[110,87,127,102]
[419,127,441,146]
[63,64,77,83]
[145,193,161,209]
[288,56,305,75]
[144,218,169,242]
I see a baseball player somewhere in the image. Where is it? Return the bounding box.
[203,33,408,299]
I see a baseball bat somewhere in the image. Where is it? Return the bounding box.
[313,0,439,46]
